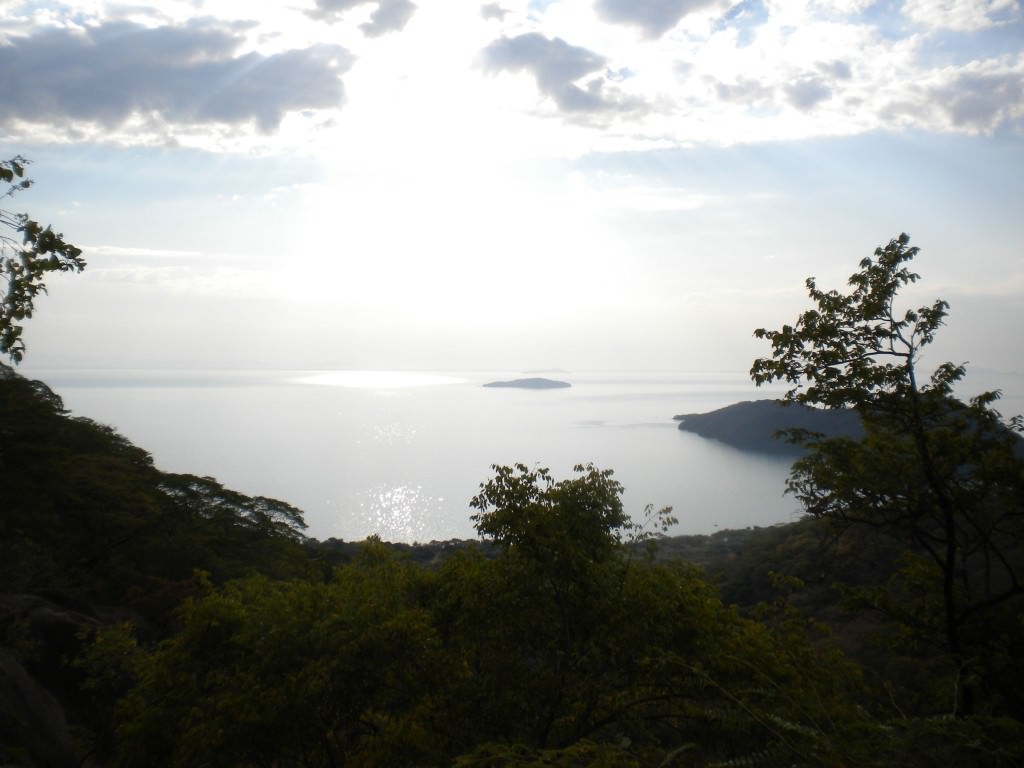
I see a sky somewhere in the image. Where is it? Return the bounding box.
[2,0,1023,383]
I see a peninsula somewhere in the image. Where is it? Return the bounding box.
[674,399,863,455]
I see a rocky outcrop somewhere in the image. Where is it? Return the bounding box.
[0,592,140,768]
[0,649,76,768]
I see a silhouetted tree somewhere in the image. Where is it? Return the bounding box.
[751,233,1024,716]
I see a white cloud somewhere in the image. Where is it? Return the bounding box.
[903,0,1020,31]
[811,0,876,12]
[80,256,281,299]
[85,245,206,260]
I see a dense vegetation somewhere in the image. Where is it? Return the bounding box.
[2,162,1022,765]
[2,359,1023,766]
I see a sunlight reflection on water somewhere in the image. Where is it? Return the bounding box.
[370,422,417,445]
[355,484,448,542]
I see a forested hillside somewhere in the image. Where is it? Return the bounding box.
[3,362,1024,767]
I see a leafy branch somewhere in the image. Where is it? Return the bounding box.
[1,155,85,363]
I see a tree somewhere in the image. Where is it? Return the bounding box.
[1,155,85,363]
[115,551,445,768]
[750,233,1024,716]
[463,463,654,748]
[470,463,641,569]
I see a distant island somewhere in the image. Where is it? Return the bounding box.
[483,377,572,389]
[674,399,863,455]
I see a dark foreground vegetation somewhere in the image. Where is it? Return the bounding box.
[2,359,1023,766]
[3,160,1023,765]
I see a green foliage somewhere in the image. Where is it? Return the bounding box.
[1,156,85,363]
[0,364,310,616]
[68,622,144,762]
[471,463,632,561]
[751,233,1024,718]
[471,462,676,572]
[116,549,444,768]
[453,740,643,767]
[72,623,143,697]
[112,464,882,767]
[750,233,953,408]
[0,364,320,762]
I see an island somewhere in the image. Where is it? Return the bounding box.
[674,399,863,455]
[483,377,572,389]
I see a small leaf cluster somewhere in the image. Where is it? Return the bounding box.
[1,155,85,363]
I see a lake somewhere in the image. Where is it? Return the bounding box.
[17,369,853,542]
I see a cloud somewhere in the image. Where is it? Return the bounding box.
[480,3,507,21]
[880,58,1024,133]
[481,33,639,114]
[715,59,849,113]
[595,0,725,38]
[307,0,417,35]
[813,0,876,11]
[903,0,1020,31]
[0,19,352,136]
[930,66,1024,130]
[77,245,279,298]
[817,59,852,80]
[86,245,206,260]
[784,77,833,110]
[715,77,775,106]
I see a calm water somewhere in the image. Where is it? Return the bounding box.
[19,369,843,541]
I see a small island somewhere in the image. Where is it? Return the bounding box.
[483,377,572,389]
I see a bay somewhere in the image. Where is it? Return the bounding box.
[26,369,819,542]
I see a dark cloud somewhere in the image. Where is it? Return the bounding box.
[784,77,832,110]
[932,71,1024,131]
[0,20,352,133]
[595,0,722,38]
[308,0,416,35]
[482,33,637,114]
